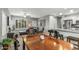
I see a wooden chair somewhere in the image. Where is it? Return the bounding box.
[54,31,64,40]
[7,33,14,38]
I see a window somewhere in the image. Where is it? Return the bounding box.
[16,19,26,28]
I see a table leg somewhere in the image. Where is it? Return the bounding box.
[67,38,71,43]
[78,40,79,50]
[23,41,25,50]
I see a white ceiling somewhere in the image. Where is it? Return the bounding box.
[8,8,79,18]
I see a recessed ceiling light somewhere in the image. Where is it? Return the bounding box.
[70,9,74,13]
[59,13,63,15]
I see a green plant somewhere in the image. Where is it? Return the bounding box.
[1,38,13,45]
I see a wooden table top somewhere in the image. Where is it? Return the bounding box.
[22,34,73,50]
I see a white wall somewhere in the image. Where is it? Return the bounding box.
[10,15,24,29]
[0,9,2,40]
[32,20,38,27]
[38,15,57,32]
[9,15,38,30]
[48,16,57,29]
[38,15,49,32]
[2,10,7,36]
[0,8,10,40]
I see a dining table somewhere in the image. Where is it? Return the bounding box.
[22,33,73,50]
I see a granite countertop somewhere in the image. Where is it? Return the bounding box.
[55,28,79,34]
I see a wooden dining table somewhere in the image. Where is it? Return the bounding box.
[22,34,73,50]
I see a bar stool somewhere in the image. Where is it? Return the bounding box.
[67,36,79,49]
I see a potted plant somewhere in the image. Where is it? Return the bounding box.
[0,38,13,50]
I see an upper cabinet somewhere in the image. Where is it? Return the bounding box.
[61,13,79,31]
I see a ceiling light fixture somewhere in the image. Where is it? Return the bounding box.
[24,12,32,18]
[59,13,63,15]
[70,9,74,13]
